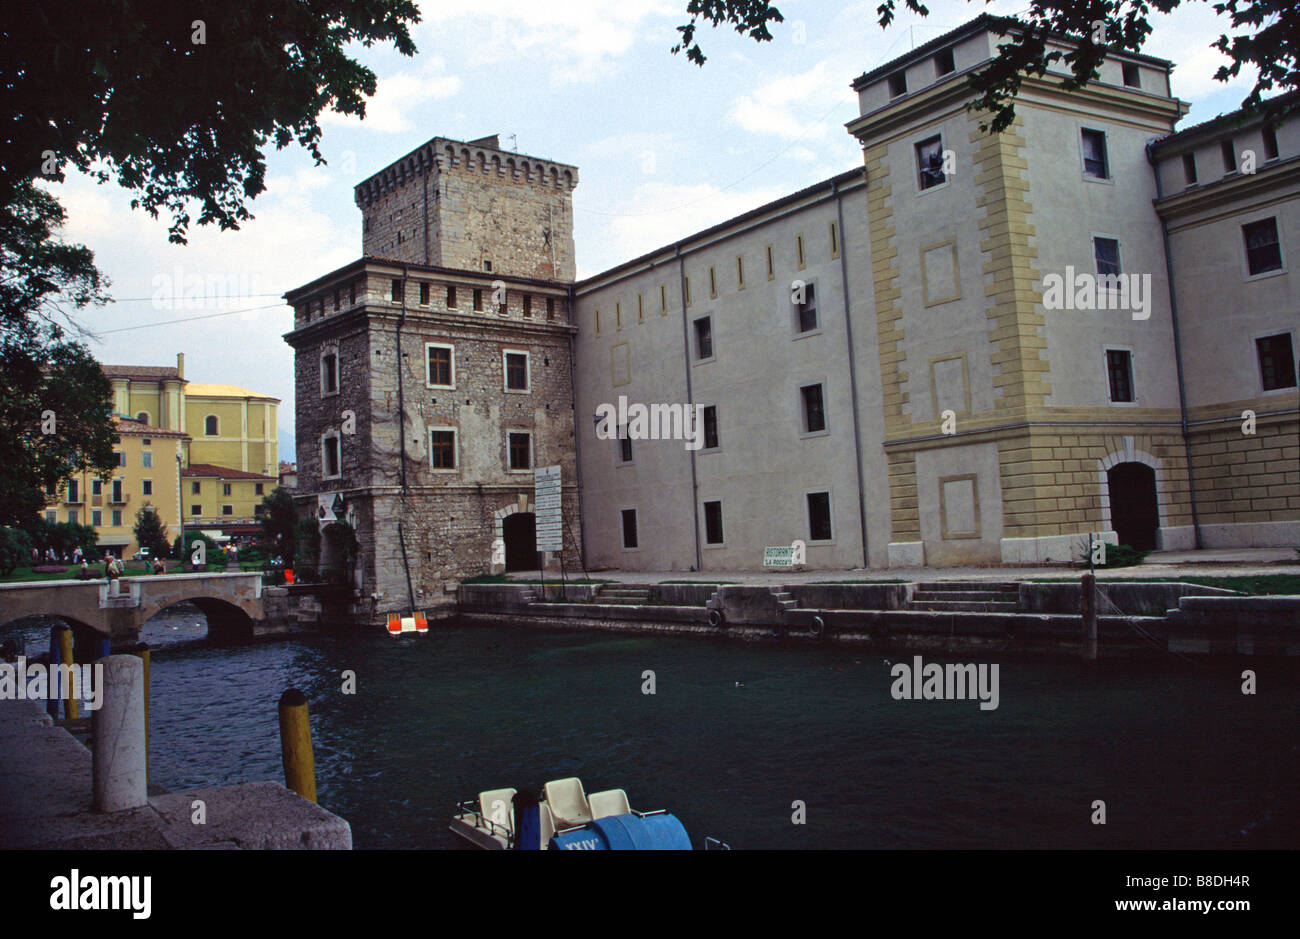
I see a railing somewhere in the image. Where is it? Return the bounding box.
[455,798,515,847]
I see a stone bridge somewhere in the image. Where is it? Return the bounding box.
[0,573,266,645]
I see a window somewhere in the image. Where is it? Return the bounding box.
[142,438,150,446]
[795,282,818,333]
[322,435,341,478]
[45,510,56,524]
[637,293,644,322]
[1093,237,1121,277]
[136,412,148,424]
[67,479,79,502]
[829,221,840,259]
[1221,139,1236,174]
[801,383,826,433]
[483,259,492,272]
[595,309,602,335]
[142,480,152,496]
[191,481,200,494]
[222,505,233,517]
[430,429,457,469]
[419,282,430,305]
[116,450,126,466]
[333,289,341,311]
[935,48,955,76]
[1081,129,1110,179]
[684,275,692,306]
[1243,218,1282,275]
[1182,152,1197,185]
[321,352,338,395]
[349,282,356,305]
[916,135,946,189]
[736,257,745,290]
[66,509,78,525]
[1263,124,1279,161]
[92,479,102,496]
[546,297,555,321]
[205,415,218,436]
[391,279,403,302]
[766,244,775,280]
[1256,334,1297,391]
[523,294,532,318]
[888,72,907,98]
[473,288,483,312]
[111,479,123,503]
[1121,62,1140,87]
[190,505,201,517]
[508,432,532,471]
[702,405,719,450]
[807,492,833,542]
[618,426,633,464]
[694,317,713,360]
[621,509,639,549]
[427,343,454,388]
[796,234,806,269]
[142,452,152,469]
[255,483,264,495]
[659,284,667,312]
[709,265,717,298]
[1106,349,1134,402]
[111,510,122,527]
[255,504,266,519]
[703,500,724,545]
[504,351,530,391]
[447,285,458,308]
[92,510,102,526]
[222,483,232,496]
[615,301,622,330]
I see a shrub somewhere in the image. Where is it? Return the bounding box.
[0,527,34,575]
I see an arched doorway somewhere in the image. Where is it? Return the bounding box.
[1107,462,1159,550]
[503,512,537,572]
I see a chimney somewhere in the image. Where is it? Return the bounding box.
[177,352,185,379]
[468,134,501,150]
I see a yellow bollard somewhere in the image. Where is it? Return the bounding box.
[132,643,151,781]
[278,689,317,803]
[56,626,78,720]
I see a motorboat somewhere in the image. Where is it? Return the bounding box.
[450,777,725,850]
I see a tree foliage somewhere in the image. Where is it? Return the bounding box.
[132,503,171,557]
[259,487,299,559]
[674,1,1299,130]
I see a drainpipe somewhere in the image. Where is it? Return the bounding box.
[1146,141,1203,549]
[833,179,871,568]
[566,284,588,570]
[676,245,703,572]
[395,267,416,611]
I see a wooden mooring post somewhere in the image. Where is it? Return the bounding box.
[278,689,317,803]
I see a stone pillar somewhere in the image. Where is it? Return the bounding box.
[92,654,148,812]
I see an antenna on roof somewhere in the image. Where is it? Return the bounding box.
[508,134,518,152]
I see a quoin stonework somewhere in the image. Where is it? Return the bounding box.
[286,15,1298,619]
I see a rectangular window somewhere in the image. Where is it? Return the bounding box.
[116,451,126,467]
[621,509,638,549]
[595,309,601,335]
[419,282,430,305]
[795,282,818,333]
[796,234,806,269]
[222,483,232,496]
[447,285,457,308]
[473,288,483,312]
[322,436,340,477]
[255,483,264,495]
[659,284,667,312]
[935,48,955,76]
[1221,139,1236,174]
[190,505,201,517]
[1263,124,1279,161]
[45,510,56,524]
[1182,152,1197,185]
[92,479,102,496]
[547,297,555,321]
[1256,333,1297,391]
[684,275,692,306]
[807,492,833,542]
[1106,349,1134,402]
[916,134,946,189]
[504,351,530,391]
[1122,62,1140,87]
[615,301,622,330]
[801,383,826,433]
[430,429,456,469]
[637,293,644,322]
[111,479,123,503]
[1243,218,1282,275]
[702,405,719,450]
[703,501,724,545]
[618,427,633,464]
[829,221,839,259]
[67,479,79,503]
[508,432,532,471]
[888,72,907,98]
[1081,129,1110,179]
[1093,237,1121,277]
[427,343,454,387]
[766,244,775,280]
[222,505,233,516]
[391,279,403,302]
[523,294,532,318]
[349,282,356,305]
[322,353,338,395]
[483,259,492,272]
[65,509,77,525]
[141,452,152,468]
[111,510,122,527]
[709,265,717,298]
[736,256,745,290]
[142,480,152,496]
[694,317,713,360]
[92,510,102,526]
[191,482,200,494]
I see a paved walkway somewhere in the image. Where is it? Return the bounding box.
[514,548,1299,585]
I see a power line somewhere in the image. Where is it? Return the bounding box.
[94,301,291,335]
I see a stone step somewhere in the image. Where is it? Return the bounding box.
[921,581,1021,592]
[908,600,1021,613]
[912,590,1015,602]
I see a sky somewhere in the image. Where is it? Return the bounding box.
[45,0,1261,462]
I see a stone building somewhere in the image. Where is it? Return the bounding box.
[284,137,582,618]
[287,14,1297,599]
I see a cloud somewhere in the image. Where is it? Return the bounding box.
[729,62,843,140]
[321,56,462,134]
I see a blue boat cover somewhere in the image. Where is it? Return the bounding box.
[550,813,691,850]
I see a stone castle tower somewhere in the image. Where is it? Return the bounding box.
[284,135,582,621]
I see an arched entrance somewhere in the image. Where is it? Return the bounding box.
[1107,462,1159,550]
[503,512,537,572]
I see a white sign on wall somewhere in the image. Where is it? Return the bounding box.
[534,465,563,552]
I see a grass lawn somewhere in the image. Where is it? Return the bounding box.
[1027,574,1300,595]
[0,560,196,584]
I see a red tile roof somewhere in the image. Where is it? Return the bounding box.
[113,417,189,438]
[181,463,276,480]
[102,365,184,381]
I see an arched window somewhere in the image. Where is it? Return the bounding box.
[136,412,149,425]
[205,415,218,436]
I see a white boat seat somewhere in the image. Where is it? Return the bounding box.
[588,789,631,819]
[479,787,517,835]
[543,777,592,829]
[538,802,556,847]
